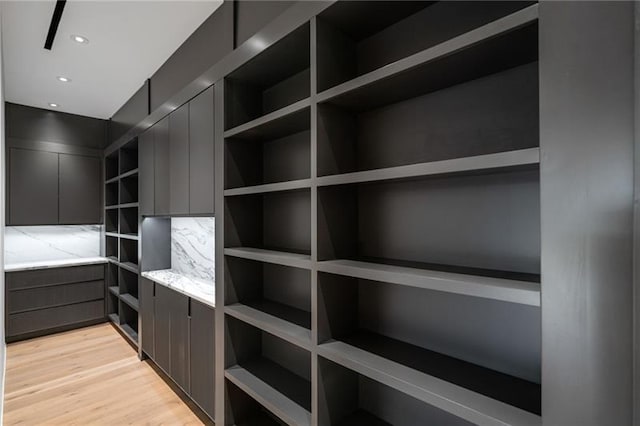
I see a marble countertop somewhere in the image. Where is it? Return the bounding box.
[5,257,109,272]
[142,269,215,308]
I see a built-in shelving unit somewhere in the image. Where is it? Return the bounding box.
[104,138,140,347]
[223,2,541,425]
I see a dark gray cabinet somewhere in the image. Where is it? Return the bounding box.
[5,264,106,342]
[8,148,59,225]
[138,88,214,218]
[190,299,215,418]
[8,148,102,226]
[154,116,170,216]
[170,291,190,391]
[154,283,171,374]
[59,154,102,224]
[141,281,215,419]
[139,130,155,216]
[140,277,154,357]
[169,104,190,215]
[189,86,215,215]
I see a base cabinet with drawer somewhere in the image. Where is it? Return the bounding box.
[5,264,107,342]
[140,277,215,420]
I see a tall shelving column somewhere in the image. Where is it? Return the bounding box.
[104,138,140,348]
[219,2,543,426]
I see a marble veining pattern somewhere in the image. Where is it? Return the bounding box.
[170,217,215,282]
[142,270,215,307]
[5,225,102,265]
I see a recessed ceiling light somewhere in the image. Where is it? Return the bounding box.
[57,76,71,83]
[48,103,59,108]
[71,35,88,44]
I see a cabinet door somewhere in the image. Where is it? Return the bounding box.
[8,148,58,225]
[59,154,101,224]
[170,291,190,392]
[189,86,215,215]
[154,283,171,374]
[154,116,170,216]
[169,103,190,215]
[139,129,155,216]
[189,299,215,419]
[140,277,154,358]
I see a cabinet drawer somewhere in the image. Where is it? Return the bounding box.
[7,264,105,290]
[7,300,105,337]
[8,280,104,314]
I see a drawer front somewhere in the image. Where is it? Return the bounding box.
[8,280,105,314]
[7,300,105,337]
[7,264,105,290]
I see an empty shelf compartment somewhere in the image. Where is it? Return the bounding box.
[318,271,541,416]
[119,174,138,205]
[119,139,138,175]
[225,316,311,424]
[226,380,289,426]
[225,188,311,257]
[318,356,472,426]
[119,238,138,267]
[225,108,310,190]
[105,151,119,180]
[225,23,310,130]
[106,236,118,260]
[105,181,118,207]
[119,206,138,235]
[105,208,118,233]
[318,169,540,278]
[318,62,539,177]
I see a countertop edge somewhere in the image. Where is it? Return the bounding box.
[141,271,216,308]
[5,257,109,272]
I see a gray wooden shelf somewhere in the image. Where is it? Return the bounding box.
[119,168,139,179]
[119,323,139,346]
[225,365,312,426]
[224,99,311,140]
[317,259,540,306]
[226,303,311,350]
[108,286,119,296]
[108,313,119,324]
[316,4,538,111]
[118,261,138,275]
[224,179,312,197]
[317,148,540,188]
[224,248,311,269]
[318,339,541,426]
[120,293,139,311]
[118,233,139,241]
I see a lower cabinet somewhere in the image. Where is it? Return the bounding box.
[190,299,215,419]
[141,278,215,420]
[5,264,106,342]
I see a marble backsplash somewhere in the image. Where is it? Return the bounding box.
[171,217,215,283]
[5,225,102,264]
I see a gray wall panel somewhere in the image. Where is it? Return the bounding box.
[150,2,233,111]
[540,2,635,424]
[110,81,149,144]
[234,1,295,47]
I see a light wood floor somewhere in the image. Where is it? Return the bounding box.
[3,323,207,425]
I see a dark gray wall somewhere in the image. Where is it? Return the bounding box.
[234,0,295,47]
[540,2,635,425]
[110,80,149,144]
[6,103,108,150]
[149,2,233,111]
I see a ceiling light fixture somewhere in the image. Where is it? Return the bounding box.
[48,103,59,108]
[71,34,88,44]
[57,76,71,83]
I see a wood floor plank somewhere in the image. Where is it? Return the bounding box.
[3,323,206,425]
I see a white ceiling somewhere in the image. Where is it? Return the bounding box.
[1,0,222,119]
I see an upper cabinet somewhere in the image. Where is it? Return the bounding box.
[139,86,215,217]
[7,148,102,225]
[8,148,59,225]
[188,86,215,215]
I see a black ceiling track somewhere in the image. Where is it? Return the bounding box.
[44,0,67,50]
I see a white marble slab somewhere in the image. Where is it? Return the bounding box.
[5,225,102,266]
[142,269,215,308]
[171,217,215,282]
[5,257,108,272]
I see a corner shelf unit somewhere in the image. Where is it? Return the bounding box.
[223,2,542,426]
[105,138,140,347]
